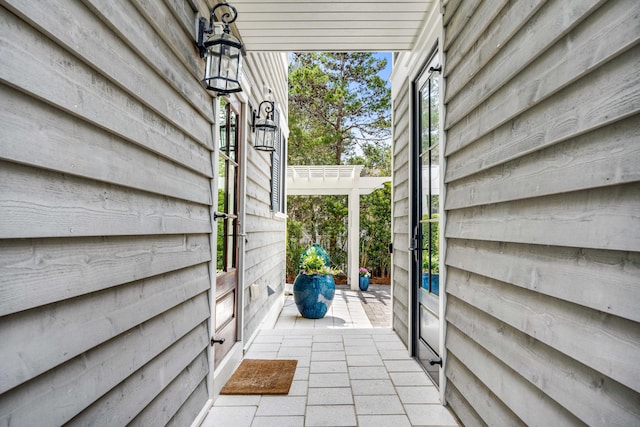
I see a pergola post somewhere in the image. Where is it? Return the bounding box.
[287,166,391,290]
[348,187,360,290]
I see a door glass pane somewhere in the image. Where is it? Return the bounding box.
[219,110,228,152]
[228,163,236,222]
[420,86,430,153]
[217,155,227,273]
[419,67,440,296]
[229,110,237,162]
[429,71,439,148]
[217,101,240,274]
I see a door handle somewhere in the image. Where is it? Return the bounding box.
[214,212,238,220]
[409,238,419,251]
[211,337,226,346]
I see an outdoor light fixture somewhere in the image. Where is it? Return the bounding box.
[252,101,279,151]
[197,2,243,95]
[218,111,237,152]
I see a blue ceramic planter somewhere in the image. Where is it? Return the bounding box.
[359,276,370,291]
[293,273,336,319]
[421,273,440,296]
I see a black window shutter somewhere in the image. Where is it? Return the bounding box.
[271,143,280,211]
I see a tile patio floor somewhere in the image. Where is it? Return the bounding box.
[202,285,459,427]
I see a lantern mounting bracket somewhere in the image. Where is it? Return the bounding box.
[251,100,279,152]
[197,2,238,58]
[252,100,275,133]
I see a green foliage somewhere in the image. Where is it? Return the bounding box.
[421,213,440,274]
[359,182,391,277]
[286,219,306,278]
[348,144,392,176]
[286,195,349,277]
[216,188,225,272]
[287,52,392,279]
[298,243,331,268]
[289,52,391,165]
[298,245,340,275]
[300,251,325,273]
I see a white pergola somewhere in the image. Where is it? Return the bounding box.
[287,165,391,290]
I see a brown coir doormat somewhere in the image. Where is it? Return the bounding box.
[220,359,298,395]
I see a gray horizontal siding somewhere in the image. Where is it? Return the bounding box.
[0,0,213,425]
[241,50,289,344]
[442,0,640,425]
[392,77,411,347]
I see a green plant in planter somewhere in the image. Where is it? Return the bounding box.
[359,267,371,278]
[298,245,340,275]
[294,244,339,319]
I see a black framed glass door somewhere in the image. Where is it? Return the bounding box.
[411,52,441,385]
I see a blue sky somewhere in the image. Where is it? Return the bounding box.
[374,52,393,82]
[288,51,392,82]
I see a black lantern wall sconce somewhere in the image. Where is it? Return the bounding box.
[252,101,279,152]
[197,2,243,95]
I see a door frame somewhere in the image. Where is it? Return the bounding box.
[206,92,248,401]
[410,42,448,396]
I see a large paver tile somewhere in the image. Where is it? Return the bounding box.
[308,372,351,388]
[311,351,346,361]
[307,387,354,405]
[202,406,256,427]
[346,354,384,366]
[255,396,306,416]
[357,414,412,427]
[288,380,308,396]
[354,395,405,415]
[390,371,433,386]
[405,404,459,426]
[396,386,440,404]
[305,405,357,426]
[250,416,304,427]
[312,341,344,351]
[348,366,390,380]
[310,360,348,373]
[383,359,424,372]
[351,379,396,395]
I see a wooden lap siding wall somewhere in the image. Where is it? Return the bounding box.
[241,52,288,346]
[0,1,212,425]
[0,1,287,425]
[391,76,412,347]
[441,1,640,426]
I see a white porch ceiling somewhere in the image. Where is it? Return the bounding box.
[230,1,435,52]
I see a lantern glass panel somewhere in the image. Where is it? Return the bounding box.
[202,34,242,94]
[254,118,277,151]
